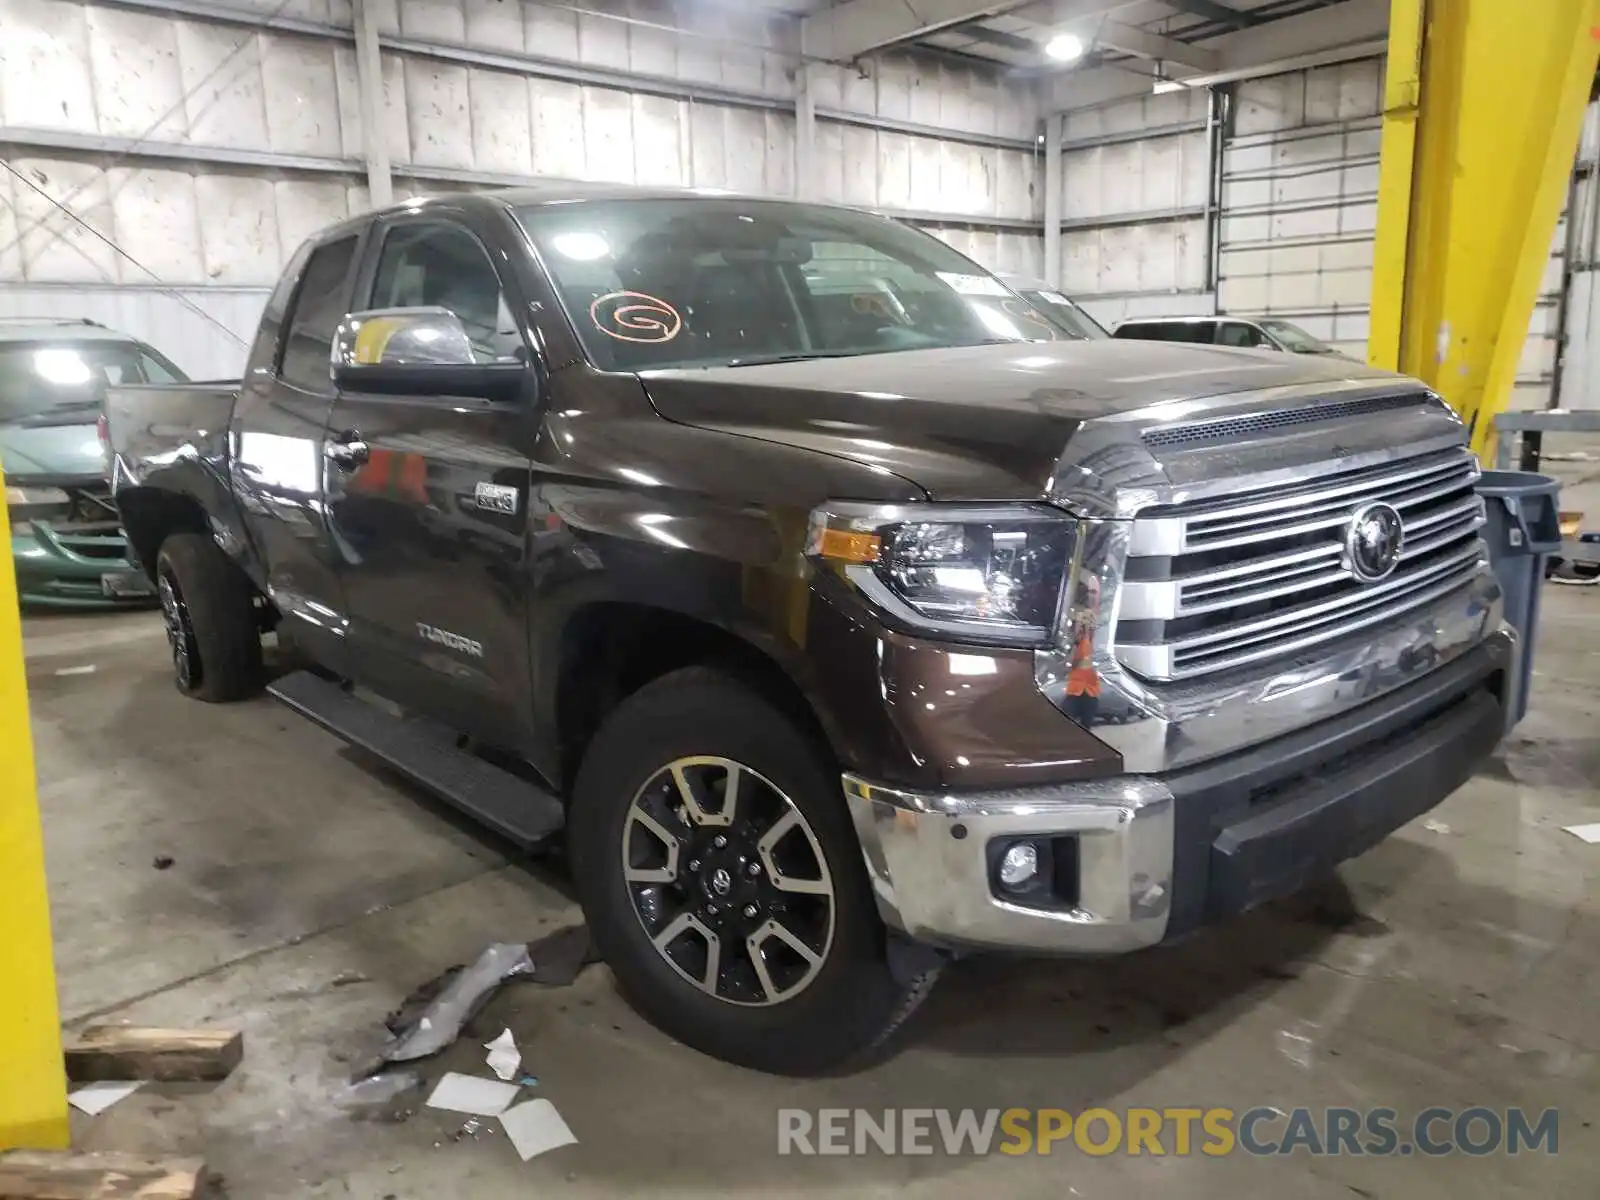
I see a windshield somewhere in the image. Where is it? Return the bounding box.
[1260,320,1335,354]
[0,340,185,425]
[515,198,1065,371]
[1016,290,1106,340]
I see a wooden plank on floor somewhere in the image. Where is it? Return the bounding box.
[0,1150,204,1199]
[64,1028,242,1084]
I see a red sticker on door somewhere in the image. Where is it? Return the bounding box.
[589,291,684,343]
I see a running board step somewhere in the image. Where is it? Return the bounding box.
[267,670,564,849]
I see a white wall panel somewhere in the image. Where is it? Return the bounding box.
[262,35,348,158]
[84,7,185,139]
[811,53,1037,141]
[8,159,118,283]
[108,166,202,283]
[469,67,533,174]
[194,175,280,285]
[922,227,1044,280]
[0,0,97,132]
[1056,88,1209,302]
[2,0,1042,335]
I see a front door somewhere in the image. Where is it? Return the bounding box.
[324,216,539,751]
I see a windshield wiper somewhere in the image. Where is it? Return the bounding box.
[722,350,869,368]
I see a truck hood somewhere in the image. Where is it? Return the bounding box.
[0,421,105,480]
[642,340,1402,499]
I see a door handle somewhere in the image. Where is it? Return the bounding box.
[325,434,370,468]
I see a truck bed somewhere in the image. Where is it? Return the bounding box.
[105,381,240,492]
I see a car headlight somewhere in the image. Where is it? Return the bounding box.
[807,502,1079,645]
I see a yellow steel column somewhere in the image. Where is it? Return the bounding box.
[0,466,69,1150]
[1369,0,1600,458]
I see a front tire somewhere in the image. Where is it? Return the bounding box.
[569,668,935,1075]
[156,533,263,702]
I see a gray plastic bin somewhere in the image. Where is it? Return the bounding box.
[1478,470,1562,726]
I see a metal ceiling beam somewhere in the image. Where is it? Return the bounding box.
[801,0,1027,61]
[1008,0,1220,69]
[1084,21,1221,68]
[1162,0,1258,28]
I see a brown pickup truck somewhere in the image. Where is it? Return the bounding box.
[107,185,1514,1074]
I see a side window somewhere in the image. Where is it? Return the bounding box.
[368,224,523,363]
[1181,323,1216,344]
[1216,322,1264,348]
[1118,323,1159,340]
[280,236,358,392]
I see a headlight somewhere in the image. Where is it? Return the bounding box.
[807,502,1079,645]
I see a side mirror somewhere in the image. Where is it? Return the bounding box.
[331,307,526,403]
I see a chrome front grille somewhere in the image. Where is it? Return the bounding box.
[1115,448,1486,681]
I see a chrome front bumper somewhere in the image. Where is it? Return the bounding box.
[843,774,1176,954]
[844,622,1516,956]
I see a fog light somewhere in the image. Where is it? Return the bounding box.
[998,841,1039,888]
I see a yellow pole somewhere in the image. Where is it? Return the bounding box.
[1368,0,1600,460]
[0,465,70,1150]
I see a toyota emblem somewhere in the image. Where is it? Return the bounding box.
[1344,502,1405,582]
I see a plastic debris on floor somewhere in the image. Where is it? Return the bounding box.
[333,1069,424,1119]
[1562,822,1600,843]
[424,1072,521,1118]
[484,1029,520,1082]
[381,943,535,1066]
[500,1099,578,1162]
[369,925,596,1072]
[68,1081,142,1116]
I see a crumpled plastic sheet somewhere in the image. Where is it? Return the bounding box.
[381,942,535,1065]
[333,1068,424,1113]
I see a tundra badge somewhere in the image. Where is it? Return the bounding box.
[418,623,484,658]
[474,482,520,515]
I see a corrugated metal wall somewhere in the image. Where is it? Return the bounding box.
[1217,60,1382,360]
[1054,57,1566,409]
[1219,59,1562,409]
[0,0,1045,378]
[1059,87,1212,329]
[1551,104,1600,411]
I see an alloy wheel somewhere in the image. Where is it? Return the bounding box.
[158,568,200,691]
[621,755,836,1006]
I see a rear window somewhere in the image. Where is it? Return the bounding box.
[1115,321,1212,344]
[0,340,184,424]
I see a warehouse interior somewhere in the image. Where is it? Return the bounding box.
[2,0,1598,1195]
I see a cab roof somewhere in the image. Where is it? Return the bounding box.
[0,319,139,345]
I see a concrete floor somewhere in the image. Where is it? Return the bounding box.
[21,572,1600,1196]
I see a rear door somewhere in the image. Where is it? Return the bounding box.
[232,230,363,675]
[323,212,540,750]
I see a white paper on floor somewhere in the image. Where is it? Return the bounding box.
[1562,823,1600,844]
[500,1098,578,1162]
[484,1028,520,1082]
[68,1080,142,1116]
[424,1072,521,1117]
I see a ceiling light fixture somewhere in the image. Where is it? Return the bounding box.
[1045,32,1085,62]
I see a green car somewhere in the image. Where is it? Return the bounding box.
[1,320,186,608]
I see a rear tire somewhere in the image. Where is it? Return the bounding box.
[156,533,264,703]
[568,667,937,1075]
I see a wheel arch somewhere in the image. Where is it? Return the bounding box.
[550,601,843,794]
[116,485,210,580]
